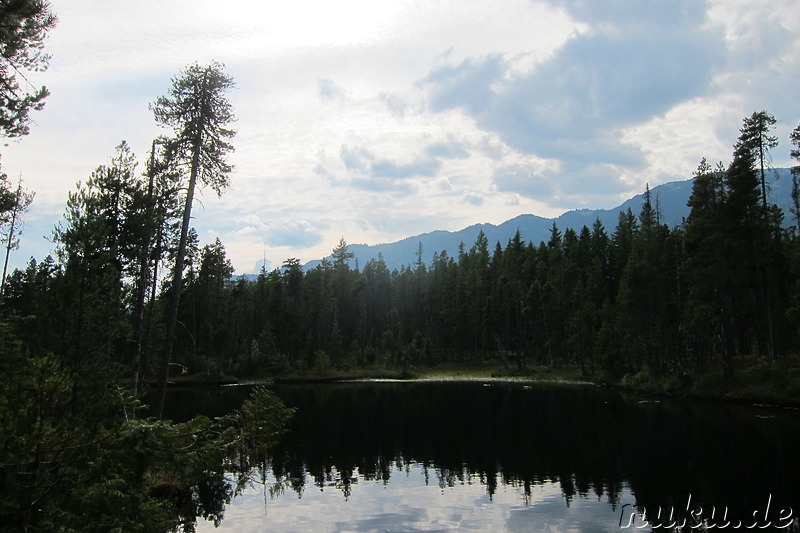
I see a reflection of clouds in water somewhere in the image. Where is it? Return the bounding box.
[334,509,436,532]
[196,463,634,532]
[504,491,623,533]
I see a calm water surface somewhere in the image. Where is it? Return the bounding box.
[164,381,800,532]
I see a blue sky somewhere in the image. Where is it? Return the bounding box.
[2,0,799,274]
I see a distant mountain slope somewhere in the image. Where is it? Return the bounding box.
[304,168,796,272]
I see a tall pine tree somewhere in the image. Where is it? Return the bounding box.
[150,62,236,417]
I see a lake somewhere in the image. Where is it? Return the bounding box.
[164,380,800,532]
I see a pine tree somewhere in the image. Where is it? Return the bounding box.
[725,112,785,361]
[683,159,732,373]
[151,62,236,417]
[0,0,57,137]
[331,237,354,270]
[790,122,800,232]
[193,238,234,374]
[53,142,141,390]
[738,110,778,214]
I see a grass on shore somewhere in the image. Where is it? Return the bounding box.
[274,366,417,383]
[166,355,800,407]
[274,362,594,384]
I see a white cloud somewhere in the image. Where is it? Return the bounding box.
[379,92,407,117]
[492,163,555,199]
[432,177,453,192]
[463,190,484,206]
[317,78,349,103]
[235,226,259,236]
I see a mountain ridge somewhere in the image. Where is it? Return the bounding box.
[291,168,795,274]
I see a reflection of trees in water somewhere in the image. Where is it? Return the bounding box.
[251,382,800,524]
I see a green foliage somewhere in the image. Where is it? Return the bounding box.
[313,350,332,373]
[0,0,57,137]
[235,386,296,457]
[0,323,294,532]
[150,61,235,196]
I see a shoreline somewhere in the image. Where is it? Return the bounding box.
[163,363,800,409]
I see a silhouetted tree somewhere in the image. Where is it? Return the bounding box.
[790,122,800,231]
[151,62,236,417]
[0,175,34,297]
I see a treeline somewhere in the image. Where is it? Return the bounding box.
[3,112,800,388]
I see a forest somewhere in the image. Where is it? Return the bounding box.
[2,1,800,530]
[8,110,800,390]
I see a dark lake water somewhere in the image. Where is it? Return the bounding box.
[163,380,800,532]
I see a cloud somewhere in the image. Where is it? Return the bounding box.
[366,212,453,237]
[549,161,635,208]
[340,145,371,174]
[379,91,407,116]
[313,163,343,185]
[372,157,440,180]
[432,176,452,191]
[424,137,470,159]
[489,158,634,209]
[463,190,484,206]
[339,145,442,181]
[420,0,726,184]
[512,29,724,129]
[264,220,324,248]
[351,177,417,194]
[540,0,708,28]
[317,78,348,103]
[705,1,800,143]
[476,136,505,160]
[422,54,505,115]
[336,137,471,193]
[557,161,632,194]
[492,164,555,199]
[236,225,259,236]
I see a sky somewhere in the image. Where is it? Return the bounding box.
[2,0,799,274]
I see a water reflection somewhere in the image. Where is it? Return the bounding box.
[166,381,800,532]
[203,462,632,532]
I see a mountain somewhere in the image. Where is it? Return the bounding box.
[302,168,796,273]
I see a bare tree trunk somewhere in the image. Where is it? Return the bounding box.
[155,148,199,418]
[0,199,17,298]
[130,144,159,397]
